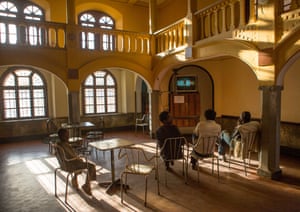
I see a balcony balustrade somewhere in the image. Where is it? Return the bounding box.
[1,1,300,57]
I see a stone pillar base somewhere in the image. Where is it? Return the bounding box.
[257,168,282,180]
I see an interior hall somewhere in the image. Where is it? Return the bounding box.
[0,0,300,211]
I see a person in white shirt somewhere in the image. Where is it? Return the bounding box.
[191,109,221,169]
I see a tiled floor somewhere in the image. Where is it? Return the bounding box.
[1,130,300,211]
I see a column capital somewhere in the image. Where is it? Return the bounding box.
[259,85,283,91]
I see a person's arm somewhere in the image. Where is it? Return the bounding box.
[156,128,164,148]
[193,122,200,136]
[231,125,241,140]
[60,142,78,159]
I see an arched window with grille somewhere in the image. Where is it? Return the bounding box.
[78,11,115,51]
[0,1,18,44]
[0,0,45,46]
[79,13,96,49]
[82,70,117,114]
[0,68,48,120]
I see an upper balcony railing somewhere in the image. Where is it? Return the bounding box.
[1,1,300,57]
[194,0,249,42]
[0,17,151,55]
[76,25,151,55]
[153,18,188,55]
[0,17,66,49]
[193,0,300,44]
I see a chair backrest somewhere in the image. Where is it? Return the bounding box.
[52,143,73,172]
[47,118,58,134]
[239,121,260,157]
[158,137,187,161]
[97,116,105,130]
[119,145,155,166]
[193,136,219,156]
[240,131,258,158]
[136,114,149,124]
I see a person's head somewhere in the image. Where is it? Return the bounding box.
[204,109,216,121]
[159,111,172,125]
[58,128,69,142]
[240,111,251,124]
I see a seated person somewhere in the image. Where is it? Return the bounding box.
[57,128,96,195]
[191,109,221,169]
[156,111,182,170]
[234,118,261,158]
[218,111,256,159]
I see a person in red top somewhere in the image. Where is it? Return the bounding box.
[57,128,96,195]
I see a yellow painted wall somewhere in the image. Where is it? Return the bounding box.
[194,58,261,119]
[156,0,187,29]
[75,0,149,32]
[220,59,260,118]
[197,0,218,9]
[48,0,66,22]
[282,59,300,122]
[109,69,136,113]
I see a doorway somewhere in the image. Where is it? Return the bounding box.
[169,65,214,127]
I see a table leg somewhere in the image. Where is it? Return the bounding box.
[110,149,115,182]
[98,149,129,195]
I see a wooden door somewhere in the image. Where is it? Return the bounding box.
[170,93,200,127]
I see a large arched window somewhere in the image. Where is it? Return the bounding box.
[78,11,115,51]
[0,68,47,120]
[0,0,44,45]
[82,70,117,114]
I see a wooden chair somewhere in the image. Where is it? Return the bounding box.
[190,135,220,182]
[118,145,159,206]
[135,114,149,134]
[156,136,189,186]
[228,121,260,175]
[52,143,89,204]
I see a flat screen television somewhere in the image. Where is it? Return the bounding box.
[175,75,197,92]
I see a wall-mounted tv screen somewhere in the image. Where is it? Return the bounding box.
[175,76,197,92]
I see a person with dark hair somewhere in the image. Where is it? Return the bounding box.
[218,111,252,161]
[57,128,96,196]
[156,111,181,170]
[191,109,221,168]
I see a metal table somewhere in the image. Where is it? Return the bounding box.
[89,138,134,194]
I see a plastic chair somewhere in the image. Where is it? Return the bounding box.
[118,145,159,206]
[156,136,189,186]
[135,114,149,134]
[52,143,89,204]
[190,135,220,182]
[228,121,260,175]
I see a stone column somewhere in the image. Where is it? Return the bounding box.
[239,0,246,27]
[68,91,80,124]
[257,85,282,179]
[150,90,160,138]
[149,0,156,34]
[66,0,75,24]
[230,2,235,30]
[222,7,226,32]
[185,0,193,58]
